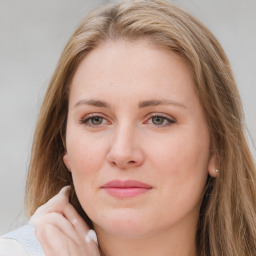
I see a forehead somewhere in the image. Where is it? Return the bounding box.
[69,39,197,107]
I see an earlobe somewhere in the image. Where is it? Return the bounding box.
[63,153,71,172]
[208,154,218,178]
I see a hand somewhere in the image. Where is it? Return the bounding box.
[29,186,100,256]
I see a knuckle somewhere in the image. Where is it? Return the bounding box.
[34,224,46,241]
[29,215,42,227]
[36,223,56,240]
[57,192,68,203]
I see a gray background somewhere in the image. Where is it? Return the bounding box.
[0,0,255,235]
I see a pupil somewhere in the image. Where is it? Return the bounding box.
[152,116,164,125]
[92,117,103,125]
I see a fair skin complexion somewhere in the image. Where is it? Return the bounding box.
[32,39,217,256]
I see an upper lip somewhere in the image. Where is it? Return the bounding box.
[101,180,152,188]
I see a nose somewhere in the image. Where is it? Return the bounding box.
[106,122,144,169]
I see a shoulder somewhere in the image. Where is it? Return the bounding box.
[0,225,44,256]
[0,238,29,256]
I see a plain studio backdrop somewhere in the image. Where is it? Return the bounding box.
[0,0,255,235]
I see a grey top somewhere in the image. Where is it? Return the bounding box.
[0,225,44,256]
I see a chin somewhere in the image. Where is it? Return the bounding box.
[92,208,153,238]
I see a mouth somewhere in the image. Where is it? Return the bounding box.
[101,180,153,198]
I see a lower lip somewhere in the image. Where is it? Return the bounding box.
[103,187,151,198]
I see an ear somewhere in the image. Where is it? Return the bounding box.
[208,154,218,178]
[63,153,71,172]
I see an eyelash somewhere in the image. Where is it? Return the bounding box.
[79,113,108,127]
[79,113,176,128]
[145,114,176,127]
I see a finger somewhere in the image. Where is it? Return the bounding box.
[30,186,71,223]
[84,229,100,256]
[35,209,100,256]
[36,212,81,245]
[36,223,82,256]
[40,185,71,213]
[63,203,96,243]
[63,202,99,255]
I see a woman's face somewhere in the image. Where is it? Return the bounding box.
[64,40,216,239]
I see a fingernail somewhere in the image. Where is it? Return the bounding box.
[85,229,98,244]
[72,218,78,225]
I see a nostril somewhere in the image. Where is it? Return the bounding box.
[111,161,117,166]
[128,160,136,164]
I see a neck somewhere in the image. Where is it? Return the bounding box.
[95,222,198,256]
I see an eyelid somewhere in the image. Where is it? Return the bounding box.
[145,112,176,120]
[144,112,176,127]
[79,113,111,126]
[78,112,176,128]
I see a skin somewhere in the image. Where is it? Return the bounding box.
[30,186,100,256]
[32,39,217,256]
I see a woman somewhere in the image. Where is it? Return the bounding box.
[1,0,256,255]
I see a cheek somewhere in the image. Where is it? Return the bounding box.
[148,129,210,199]
[149,135,209,176]
[67,133,106,174]
[66,135,108,215]
[65,134,108,207]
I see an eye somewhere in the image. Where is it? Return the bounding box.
[80,114,108,127]
[90,116,104,125]
[151,116,166,125]
[146,114,175,127]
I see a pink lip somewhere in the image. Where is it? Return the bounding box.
[101,180,153,198]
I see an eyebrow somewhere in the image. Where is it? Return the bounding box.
[138,99,187,109]
[73,98,187,109]
[74,99,111,108]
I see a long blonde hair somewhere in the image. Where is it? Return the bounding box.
[25,0,256,255]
